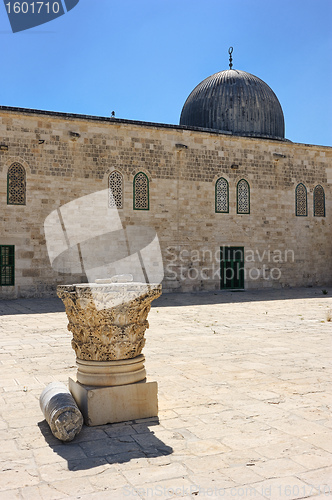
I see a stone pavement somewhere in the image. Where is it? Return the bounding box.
[0,287,332,499]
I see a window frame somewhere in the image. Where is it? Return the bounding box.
[313,184,325,217]
[295,183,308,217]
[215,177,229,213]
[133,172,150,211]
[7,163,26,206]
[236,179,250,215]
[108,170,124,209]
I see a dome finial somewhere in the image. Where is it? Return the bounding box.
[228,46,233,69]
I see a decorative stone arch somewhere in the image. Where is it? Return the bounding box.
[133,171,149,210]
[313,184,325,217]
[130,167,152,183]
[295,183,307,216]
[2,157,31,176]
[103,167,130,183]
[236,178,250,214]
[212,172,230,187]
[6,158,30,205]
[215,176,229,213]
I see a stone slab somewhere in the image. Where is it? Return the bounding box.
[68,378,158,426]
[1,288,332,497]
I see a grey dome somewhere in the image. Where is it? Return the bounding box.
[180,69,285,139]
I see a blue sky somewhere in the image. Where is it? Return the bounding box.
[0,0,331,146]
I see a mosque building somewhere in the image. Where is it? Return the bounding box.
[0,50,331,298]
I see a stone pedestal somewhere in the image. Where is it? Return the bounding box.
[57,281,161,426]
[69,378,158,426]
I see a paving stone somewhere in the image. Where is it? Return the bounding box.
[122,462,188,486]
[253,437,316,460]
[0,490,22,500]
[185,439,231,456]
[309,496,332,500]
[0,289,331,498]
[20,477,96,499]
[125,477,196,500]
[69,426,108,444]
[251,476,319,499]
[301,432,332,454]
[186,470,236,489]
[104,424,137,438]
[74,486,145,499]
[220,486,267,499]
[0,466,40,491]
[109,454,149,469]
[222,465,265,485]
[38,459,110,482]
[291,449,332,469]
[33,444,87,466]
[296,466,332,490]
[79,438,141,458]
[182,454,229,474]
[248,457,307,479]
[88,469,130,491]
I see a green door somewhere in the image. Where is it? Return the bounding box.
[220,246,244,290]
[0,245,15,286]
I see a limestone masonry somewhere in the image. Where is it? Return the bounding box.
[0,75,331,297]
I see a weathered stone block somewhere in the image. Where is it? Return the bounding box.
[69,378,158,426]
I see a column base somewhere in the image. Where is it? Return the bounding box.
[69,377,158,426]
[76,355,147,387]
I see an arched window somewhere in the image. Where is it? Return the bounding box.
[7,163,26,205]
[237,179,250,214]
[313,185,325,217]
[215,177,229,213]
[133,172,149,210]
[108,170,123,209]
[295,183,307,216]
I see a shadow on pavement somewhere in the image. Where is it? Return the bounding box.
[152,286,332,308]
[0,297,65,315]
[0,287,331,315]
[38,418,173,469]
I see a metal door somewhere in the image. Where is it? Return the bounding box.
[220,246,244,289]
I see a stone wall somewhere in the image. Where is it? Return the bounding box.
[0,107,331,298]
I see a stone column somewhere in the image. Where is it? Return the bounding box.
[40,382,83,441]
[57,281,161,426]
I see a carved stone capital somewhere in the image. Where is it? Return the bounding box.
[57,283,161,361]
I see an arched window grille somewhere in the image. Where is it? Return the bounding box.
[313,185,325,217]
[237,179,250,214]
[215,177,229,213]
[108,170,123,209]
[133,172,149,210]
[7,163,26,205]
[295,183,307,216]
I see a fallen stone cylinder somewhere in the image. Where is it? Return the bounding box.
[40,382,83,442]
